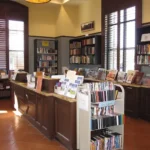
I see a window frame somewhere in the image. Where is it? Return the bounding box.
[101,0,142,70]
[0,1,28,72]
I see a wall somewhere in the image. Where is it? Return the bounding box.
[55,5,79,36]
[75,0,101,36]
[142,0,150,23]
[28,5,60,37]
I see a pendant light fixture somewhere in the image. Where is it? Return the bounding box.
[25,0,51,4]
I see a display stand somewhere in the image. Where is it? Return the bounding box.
[77,83,124,150]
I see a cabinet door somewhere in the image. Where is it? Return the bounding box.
[141,88,150,121]
[18,96,28,114]
[124,86,140,118]
[25,90,36,120]
[36,94,43,126]
[55,98,76,150]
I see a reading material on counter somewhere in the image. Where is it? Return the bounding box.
[54,70,84,98]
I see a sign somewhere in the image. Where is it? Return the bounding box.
[42,41,49,47]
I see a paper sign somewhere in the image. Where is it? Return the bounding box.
[66,70,76,81]
[78,92,89,111]
[36,77,43,91]
[42,41,49,47]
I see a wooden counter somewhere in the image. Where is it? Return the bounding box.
[11,80,76,150]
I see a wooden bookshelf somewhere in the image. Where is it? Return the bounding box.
[136,26,150,70]
[34,39,58,75]
[69,35,101,65]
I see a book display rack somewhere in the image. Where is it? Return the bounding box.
[34,39,58,75]
[77,82,124,150]
[0,78,10,98]
[69,35,101,65]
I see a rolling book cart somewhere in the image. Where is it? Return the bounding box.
[77,82,124,150]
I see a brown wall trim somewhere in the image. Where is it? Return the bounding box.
[142,22,150,27]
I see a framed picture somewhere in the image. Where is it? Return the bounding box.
[81,21,95,32]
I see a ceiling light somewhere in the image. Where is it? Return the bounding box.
[25,0,51,4]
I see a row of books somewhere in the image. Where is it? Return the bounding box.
[37,61,57,68]
[87,82,115,102]
[70,47,95,56]
[82,47,95,55]
[97,69,145,85]
[70,49,81,55]
[37,55,57,61]
[91,114,124,130]
[137,55,150,64]
[70,42,81,49]
[37,48,57,54]
[82,38,95,46]
[91,130,122,150]
[137,44,150,54]
[37,68,57,74]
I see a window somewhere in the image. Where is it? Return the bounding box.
[105,6,136,72]
[0,1,28,72]
[9,20,24,70]
[0,19,7,70]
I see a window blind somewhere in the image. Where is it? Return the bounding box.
[105,6,136,72]
[0,19,7,70]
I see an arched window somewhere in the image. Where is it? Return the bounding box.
[0,1,28,72]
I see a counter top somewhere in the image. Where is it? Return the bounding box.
[11,80,76,103]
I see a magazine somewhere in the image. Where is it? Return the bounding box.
[126,70,138,84]
[134,72,144,85]
[106,70,118,81]
[117,72,126,83]
[97,68,106,80]
[142,76,150,86]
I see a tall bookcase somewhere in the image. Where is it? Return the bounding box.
[77,83,124,150]
[34,39,58,75]
[69,35,101,65]
[136,26,150,70]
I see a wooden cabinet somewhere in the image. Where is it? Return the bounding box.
[25,90,36,120]
[140,88,150,121]
[55,98,76,150]
[124,86,141,118]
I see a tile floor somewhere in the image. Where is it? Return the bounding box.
[0,99,150,150]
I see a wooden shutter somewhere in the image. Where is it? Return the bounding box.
[0,19,7,70]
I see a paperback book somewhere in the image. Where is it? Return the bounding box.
[97,68,106,80]
[134,72,144,85]
[106,70,118,81]
[117,72,127,83]
[126,70,138,84]
[142,76,150,86]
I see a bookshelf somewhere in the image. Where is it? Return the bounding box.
[136,26,150,69]
[34,39,58,75]
[77,82,124,150]
[69,35,101,65]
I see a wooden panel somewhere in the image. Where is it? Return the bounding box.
[55,98,76,150]
[18,97,28,114]
[124,86,140,118]
[36,94,43,126]
[25,90,36,120]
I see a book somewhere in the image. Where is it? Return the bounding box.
[117,72,126,82]
[97,68,106,80]
[134,72,144,85]
[126,70,138,84]
[106,70,118,81]
[142,76,150,86]
[36,76,43,91]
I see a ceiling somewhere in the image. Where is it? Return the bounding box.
[13,0,88,5]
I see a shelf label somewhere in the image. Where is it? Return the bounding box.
[42,41,49,47]
[78,92,89,111]
[99,100,115,108]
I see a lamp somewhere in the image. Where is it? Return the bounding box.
[25,0,51,4]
